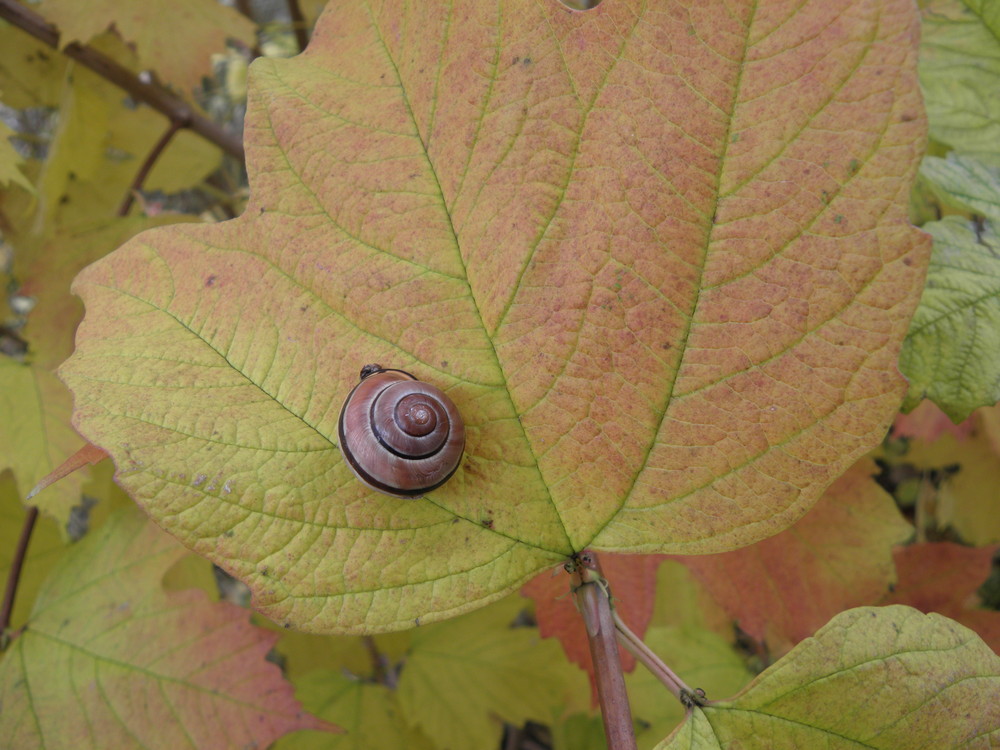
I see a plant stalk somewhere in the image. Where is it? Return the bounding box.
[570,552,637,750]
[0,506,38,645]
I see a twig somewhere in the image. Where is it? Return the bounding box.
[362,635,396,689]
[287,0,309,53]
[118,118,187,216]
[0,506,38,645]
[569,552,637,750]
[0,0,244,161]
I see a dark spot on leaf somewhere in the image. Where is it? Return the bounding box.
[205,275,217,287]
[414,617,421,626]
[452,517,460,524]
[848,159,861,174]
[283,622,291,629]
[512,56,520,65]
[522,57,532,65]
[261,567,269,576]
[901,113,916,122]
[440,360,448,368]
[903,257,913,266]
[834,215,845,224]
[482,519,494,529]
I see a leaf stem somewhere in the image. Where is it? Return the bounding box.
[613,610,705,707]
[118,118,187,216]
[0,0,244,160]
[570,552,637,750]
[0,506,38,646]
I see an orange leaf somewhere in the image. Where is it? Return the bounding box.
[26,442,109,501]
[672,459,911,654]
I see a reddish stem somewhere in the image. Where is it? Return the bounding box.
[570,552,637,750]
[0,0,244,161]
[118,118,187,216]
[0,506,38,644]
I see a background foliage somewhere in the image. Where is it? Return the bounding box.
[1,0,999,748]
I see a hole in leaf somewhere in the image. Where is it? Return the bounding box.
[556,0,604,9]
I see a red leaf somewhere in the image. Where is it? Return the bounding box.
[885,542,1000,652]
[893,399,974,442]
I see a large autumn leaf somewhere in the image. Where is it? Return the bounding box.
[60,0,929,633]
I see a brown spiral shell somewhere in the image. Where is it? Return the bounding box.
[337,364,465,498]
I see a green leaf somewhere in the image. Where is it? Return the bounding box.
[657,606,1000,749]
[0,117,33,193]
[899,201,1000,421]
[39,0,256,94]
[0,358,86,524]
[396,595,584,750]
[0,506,334,749]
[920,0,1000,159]
[921,151,1000,220]
[275,671,435,750]
[0,23,67,108]
[60,0,930,633]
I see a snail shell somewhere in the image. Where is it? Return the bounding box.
[337,364,465,498]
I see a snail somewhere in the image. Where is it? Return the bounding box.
[337,364,465,498]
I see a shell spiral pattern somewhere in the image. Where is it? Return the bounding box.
[337,365,465,498]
